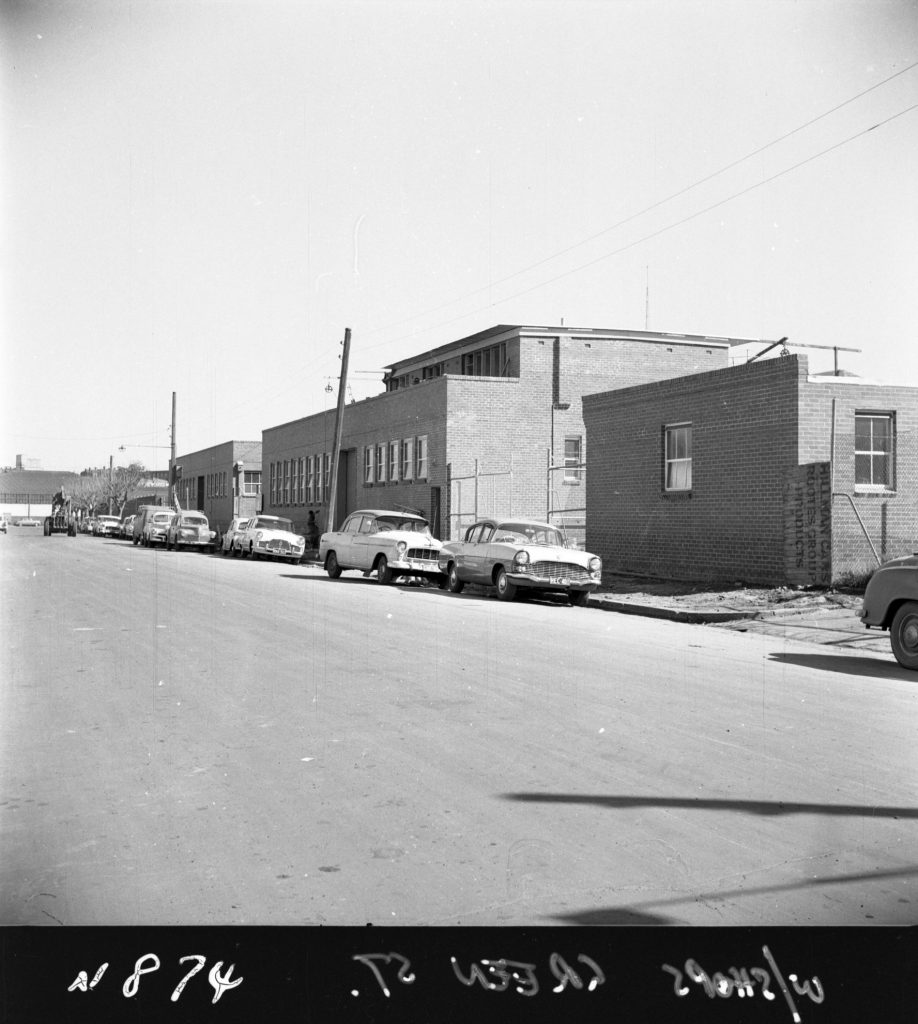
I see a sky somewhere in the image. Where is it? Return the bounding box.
[2,0,917,473]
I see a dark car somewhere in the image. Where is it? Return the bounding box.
[860,554,918,669]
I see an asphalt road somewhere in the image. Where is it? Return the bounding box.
[1,529,916,926]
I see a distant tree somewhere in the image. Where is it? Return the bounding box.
[109,462,148,516]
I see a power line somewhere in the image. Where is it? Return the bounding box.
[358,60,918,347]
[364,100,918,351]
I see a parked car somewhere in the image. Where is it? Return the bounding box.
[860,554,918,670]
[438,518,602,605]
[140,509,176,547]
[132,505,170,545]
[236,515,306,563]
[120,515,136,539]
[320,509,443,584]
[93,515,122,537]
[19,518,41,528]
[165,511,215,552]
[220,516,251,556]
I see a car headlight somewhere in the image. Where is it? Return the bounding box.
[397,541,407,556]
[296,535,305,544]
[256,531,263,541]
[513,550,530,567]
[589,557,602,573]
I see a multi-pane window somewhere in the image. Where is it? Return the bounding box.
[564,436,582,483]
[855,413,894,490]
[416,435,428,480]
[306,457,315,503]
[283,460,290,504]
[401,437,415,480]
[462,341,507,376]
[364,446,374,485]
[376,444,386,484]
[665,424,692,491]
[242,471,260,496]
[323,453,331,497]
[270,463,277,505]
[388,441,399,482]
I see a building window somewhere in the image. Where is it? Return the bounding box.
[306,457,315,503]
[388,440,399,483]
[242,471,261,497]
[270,463,277,505]
[376,444,386,484]
[401,437,415,481]
[364,446,374,485]
[323,453,331,498]
[855,413,894,491]
[416,435,428,480]
[462,341,507,376]
[665,424,692,491]
[564,436,582,483]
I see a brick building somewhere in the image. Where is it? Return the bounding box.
[262,324,738,538]
[170,441,262,535]
[583,354,918,586]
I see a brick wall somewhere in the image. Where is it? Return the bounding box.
[584,357,805,585]
[799,378,918,573]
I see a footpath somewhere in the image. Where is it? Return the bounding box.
[588,574,891,655]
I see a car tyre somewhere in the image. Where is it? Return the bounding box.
[890,601,918,670]
[447,563,465,594]
[569,590,590,607]
[495,567,517,602]
[326,551,342,579]
[376,555,393,585]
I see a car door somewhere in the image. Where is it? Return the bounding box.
[464,522,496,582]
[333,514,363,568]
[350,515,378,571]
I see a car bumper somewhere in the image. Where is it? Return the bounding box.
[391,559,443,578]
[507,573,600,593]
[255,542,306,558]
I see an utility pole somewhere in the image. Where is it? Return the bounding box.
[108,454,113,514]
[326,328,351,532]
[169,391,177,499]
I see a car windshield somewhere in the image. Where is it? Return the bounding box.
[181,515,207,526]
[376,516,430,533]
[495,522,565,547]
[99,517,120,524]
[152,513,173,524]
[254,517,293,531]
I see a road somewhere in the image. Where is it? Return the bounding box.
[1,529,916,926]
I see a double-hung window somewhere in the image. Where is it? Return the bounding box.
[855,413,894,491]
[388,441,399,483]
[306,457,315,503]
[564,436,582,483]
[665,424,692,492]
[416,435,428,480]
[401,437,415,481]
[375,444,387,484]
[364,446,374,485]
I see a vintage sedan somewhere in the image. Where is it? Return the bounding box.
[220,516,251,556]
[860,554,918,670]
[438,518,602,605]
[166,511,215,552]
[320,509,443,584]
[93,515,122,537]
[141,510,176,547]
[236,515,306,564]
[120,514,136,539]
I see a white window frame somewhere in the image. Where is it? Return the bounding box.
[416,434,428,480]
[364,446,374,485]
[855,412,895,492]
[664,423,692,492]
[376,444,386,484]
[563,436,582,483]
[401,437,415,481]
[323,453,331,498]
[388,440,399,483]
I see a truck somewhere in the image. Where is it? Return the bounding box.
[43,491,77,536]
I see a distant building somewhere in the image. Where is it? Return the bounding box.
[0,468,81,519]
[170,441,262,534]
[583,354,918,586]
[261,324,749,538]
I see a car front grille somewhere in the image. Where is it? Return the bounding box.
[526,561,593,584]
[407,547,440,562]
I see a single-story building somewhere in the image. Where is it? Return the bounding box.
[261,323,754,539]
[583,354,918,586]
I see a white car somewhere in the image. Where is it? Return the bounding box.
[319,509,443,584]
[438,518,602,605]
[120,515,136,539]
[236,515,306,564]
[220,516,251,556]
[93,515,122,538]
[166,511,215,552]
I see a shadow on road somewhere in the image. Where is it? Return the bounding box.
[501,793,918,818]
[548,864,918,926]
[767,651,909,679]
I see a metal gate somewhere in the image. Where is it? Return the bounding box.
[447,458,513,540]
[547,455,586,550]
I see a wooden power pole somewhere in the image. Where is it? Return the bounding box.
[326,328,351,532]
